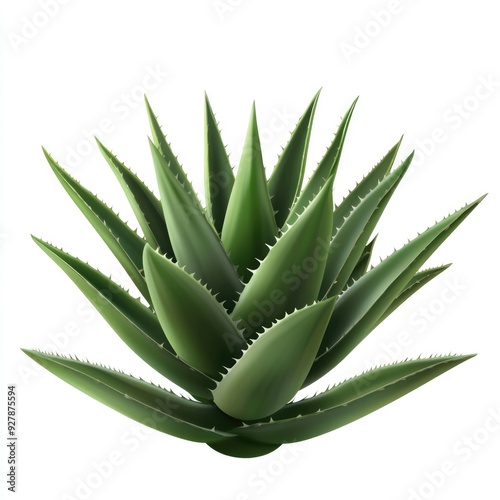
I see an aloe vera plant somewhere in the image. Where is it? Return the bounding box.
[24,91,484,458]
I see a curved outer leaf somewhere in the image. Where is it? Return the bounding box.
[306,195,485,386]
[375,264,451,326]
[285,97,357,226]
[320,153,413,299]
[149,140,243,309]
[204,93,235,234]
[96,139,174,258]
[267,90,321,228]
[232,176,334,338]
[43,149,151,303]
[233,355,473,444]
[331,138,402,235]
[144,96,202,210]
[221,103,278,282]
[213,299,336,420]
[22,350,238,443]
[32,237,215,401]
[143,245,246,379]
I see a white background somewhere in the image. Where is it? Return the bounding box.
[1,1,499,499]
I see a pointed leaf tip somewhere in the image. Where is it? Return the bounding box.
[204,92,235,234]
[213,299,336,420]
[150,141,243,308]
[143,244,245,378]
[221,103,277,281]
[232,175,334,338]
[268,90,322,228]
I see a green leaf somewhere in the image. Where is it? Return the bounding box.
[306,195,485,386]
[331,138,402,234]
[286,98,357,226]
[232,176,334,338]
[233,355,473,444]
[213,299,336,420]
[143,245,246,379]
[22,350,238,443]
[96,139,174,258]
[221,103,278,282]
[267,90,321,228]
[149,140,243,309]
[32,237,215,401]
[42,149,151,303]
[320,153,413,299]
[375,264,451,326]
[342,236,377,292]
[144,96,202,210]
[204,93,235,234]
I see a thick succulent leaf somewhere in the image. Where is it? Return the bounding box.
[306,195,485,386]
[343,236,377,292]
[204,93,235,234]
[149,140,243,309]
[286,98,357,226]
[96,139,174,258]
[144,96,202,210]
[332,138,402,234]
[233,355,473,444]
[221,103,278,281]
[232,176,334,338]
[213,299,336,420]
[143,245,246,379]
[267,90,320,228]
[320,153,413,299]
[375,264,451,326]
[208,437,280,458]
[22,351,238,442]
[42,149,151,302]
[32,237,215,401]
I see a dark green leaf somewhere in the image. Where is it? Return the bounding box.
[96,139,174,258]
[42,149,150,302]
[32,237,215,401]
[22,350,238,442]
[213,299,335,420]
[149,140,243,309]
[232,176,334,338]
[286,98,357,226]
[306,195,485,386]
[143,245,246,379]
[234,355,473,444]
[268,90,321,228]
[204,93,235,234]
[221,103,278,282]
